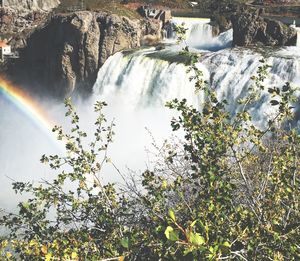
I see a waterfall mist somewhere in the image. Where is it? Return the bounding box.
[1,17,300,211]
[0,97,64,210]
[0,91,178,210]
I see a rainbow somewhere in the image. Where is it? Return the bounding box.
[0,76,59,145]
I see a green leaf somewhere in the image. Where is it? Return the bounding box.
[190,220,197,227]
[22,202,30,210]
[165,226,179,241]
[168,209,176,222]
[183,248,193,256]
[190,233,205,246]
[223,241,231,248]
[120,238,129,249]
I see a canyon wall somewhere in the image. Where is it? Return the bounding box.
[231,11,297,47]
[3,0,60,11]
[8,11,161,97]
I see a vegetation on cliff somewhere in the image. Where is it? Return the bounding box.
[57,0,142,18]
[56,0,253,13]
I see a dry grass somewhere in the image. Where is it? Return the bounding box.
[57,0,142,19]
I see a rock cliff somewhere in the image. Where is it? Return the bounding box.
[3,0,60,11]
[231,11,297,47]
[0,0,60,41]
[210,14,232,36]
[8,11,161,97]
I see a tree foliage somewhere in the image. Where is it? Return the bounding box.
[0,25,299,260]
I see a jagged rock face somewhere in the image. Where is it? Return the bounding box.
[1,0,59,40]
[3,0,60,11]
[0,8,48,43]
[231,12,297,47]
[210,14,232,36]
[9,11,161,97]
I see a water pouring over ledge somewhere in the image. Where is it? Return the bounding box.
[94,16,300,126]
[289,20,300,48]
[91,22,300,182]
[163,17,233,51]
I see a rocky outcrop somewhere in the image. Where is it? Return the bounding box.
[253,0,300,4]
[231,11,297,47]
[138,6,171,26]
[0,8,49,44]
[3,0,60,12]
[0,0,59,43]
[210,14,232,36]
[8,11,161,97]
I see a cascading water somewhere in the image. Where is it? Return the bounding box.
[164,17,233,51]
[94,47,300,126]
[289,20,300,48]
[94,48,203,108]
[94,17,300,126]
[90,17,300,178]
[94,16,300,182]
[297,28,300,48]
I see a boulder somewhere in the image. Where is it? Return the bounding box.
[231,11,297,47]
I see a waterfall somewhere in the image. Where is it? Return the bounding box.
[91,19,300,175]
[94,47,300,126]
[297,28,300,48]
[289,21,300,48]
[94,48,203,108]
[165,17,233,51]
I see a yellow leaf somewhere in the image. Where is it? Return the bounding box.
[41,245,48,255]
[1,240,8,248]
[161,180,167,189]
[29,239,37,247]
[6,252,12,259]
[79,181,85,189]
[45,253,52,261]
[71,251,78,260]
[119,256,125,261]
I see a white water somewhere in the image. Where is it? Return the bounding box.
[94,47,300,126]
[289,21,300,48]
[93,19,300,176]
[90,42,300,184]
[94,49,203,108]
[94,17,300,123]
[165,17,233,51]
[297,28,300,48]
